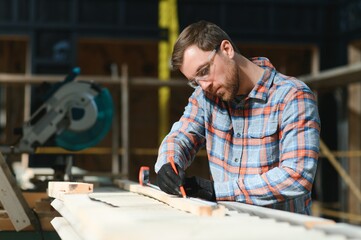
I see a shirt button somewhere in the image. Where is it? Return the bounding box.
[236,133,241,137]
[235,158,239,162]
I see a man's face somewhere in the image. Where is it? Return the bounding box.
[180,45,240,101]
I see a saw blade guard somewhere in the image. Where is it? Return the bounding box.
[55,86,114,151]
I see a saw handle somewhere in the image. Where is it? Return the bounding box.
[64,67,81,83]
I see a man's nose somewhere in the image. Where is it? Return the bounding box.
[199,79,212,91]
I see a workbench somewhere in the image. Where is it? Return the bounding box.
[47,180,361,240]
[0,191,60,240]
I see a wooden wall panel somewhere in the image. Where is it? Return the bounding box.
[237,44,313,77]
[348,42,361,222]
[76,39,160,175]
[0,38,27,74]
[0,38,27,148]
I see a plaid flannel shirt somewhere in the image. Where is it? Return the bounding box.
[155,57,321,214]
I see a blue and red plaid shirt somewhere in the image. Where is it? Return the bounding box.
[155,57,321,214]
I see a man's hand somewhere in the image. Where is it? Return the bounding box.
[157,162,185,196]
[184,176,216,202]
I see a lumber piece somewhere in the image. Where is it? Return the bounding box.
[48,181,93,200]
[22,192,48,208]
[52,193,344,240]
[320,139,361,203]
[299,61,361,89]
[219,201,335,229]
[314,222,361,239]
[51,198,83,235]
[51,217,83,240]
[114,179,225,216]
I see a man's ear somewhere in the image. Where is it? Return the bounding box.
[220,40,235,59]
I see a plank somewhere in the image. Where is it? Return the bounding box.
[48,181,93,201]
[320,140,361,203]
[114,179,225,217]
[51,217,83,240]
[23,192,48,208]
[51,198,84,235]
[219,201,335,229]
[315,222,361,239]
[348,43,361,222]
[300,61,361,89]
[0,73,186,86]
[51,193,346,240]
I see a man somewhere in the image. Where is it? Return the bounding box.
[155,20,320,214]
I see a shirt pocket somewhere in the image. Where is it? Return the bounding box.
[248,120,278,138]
[248,120,279,169]
[211,111,232,132]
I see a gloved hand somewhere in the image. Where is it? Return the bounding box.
[157,162,185,196]
[184,176,216,202]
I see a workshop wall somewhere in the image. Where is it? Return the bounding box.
[75,39,160,173]
[0,38,27,144]
[0,2,318,183]
[75,39,210,181]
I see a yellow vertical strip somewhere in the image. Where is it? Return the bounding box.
[169,0,179,48]
[158,0,178,143]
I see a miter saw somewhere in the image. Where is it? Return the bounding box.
[0,67,114,154]
[0,68,114,232]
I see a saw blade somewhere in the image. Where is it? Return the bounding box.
[55,88,113,151]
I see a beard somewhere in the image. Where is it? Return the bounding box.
[217,59,239,102]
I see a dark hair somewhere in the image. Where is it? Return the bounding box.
[171,20,239,71]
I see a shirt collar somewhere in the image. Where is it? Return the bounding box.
[244,57,276,102]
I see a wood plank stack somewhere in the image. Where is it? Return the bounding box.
[47,181,354,240]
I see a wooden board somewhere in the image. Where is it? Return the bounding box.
[49,191,349,240]
[315,222,361,239]
[48,181,93,200]
[220,201,335,229]
[51,217,82,240]
[114,179,225,217]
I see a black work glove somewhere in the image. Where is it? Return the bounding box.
[184,176,216,202]
[157,162,185,196]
